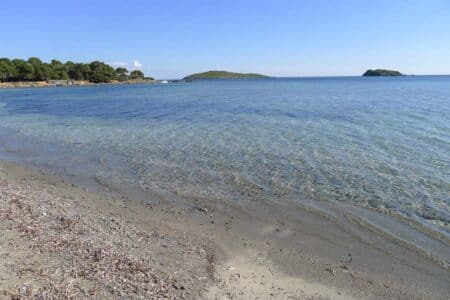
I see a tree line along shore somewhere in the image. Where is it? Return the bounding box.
[183,70,268,80]
[0,57,153,84]
[0,57,406,89]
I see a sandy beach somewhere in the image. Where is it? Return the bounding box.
[2,0,449,298]
[0,160,448,299]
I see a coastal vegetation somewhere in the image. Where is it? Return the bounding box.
[0,57,152,83]
[363,69,403,76]
[184,70,268,80]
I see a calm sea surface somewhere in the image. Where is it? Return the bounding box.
[0,76,449,242]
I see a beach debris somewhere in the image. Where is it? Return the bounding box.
[325,267,336,276]
[195,206,208,213]
[0,176,212,298]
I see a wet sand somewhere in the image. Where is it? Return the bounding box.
[0,160,449,299]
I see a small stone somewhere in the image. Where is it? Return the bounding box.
[325,267,336,276]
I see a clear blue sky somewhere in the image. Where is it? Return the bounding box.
[1,0,449,78]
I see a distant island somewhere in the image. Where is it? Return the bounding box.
[184,70,269,80]
[363,69,404,76]
[0,57,153,86]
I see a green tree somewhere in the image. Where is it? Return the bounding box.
[89,61,116,83]
[115,67,129,82]
[69,63,91,81]
[0,57,132,83]
[65,61,75,79]
[12,59,34,81]
[50,59,68,80]
[28,57,49,81]
[0,58,15,82]
[67,62,88,80]
[129,70,144,80]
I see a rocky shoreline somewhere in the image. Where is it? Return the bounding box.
[0,79,161,89]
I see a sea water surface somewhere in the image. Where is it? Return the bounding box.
[0,76,449,256]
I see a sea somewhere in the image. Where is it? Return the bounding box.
[0,76,449,264]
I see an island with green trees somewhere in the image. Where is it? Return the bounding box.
[0,57,154,88]
[362,69,404,76]
[183,70,269,80]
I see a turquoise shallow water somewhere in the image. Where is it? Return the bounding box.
[0,76,449,240]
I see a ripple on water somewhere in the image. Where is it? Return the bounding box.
[0,77,449,247]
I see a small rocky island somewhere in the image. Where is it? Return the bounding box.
[184,70,269,80]
[363,69,404,76]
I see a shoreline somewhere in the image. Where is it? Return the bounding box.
[1,159,449,299]
[0,79,163,89]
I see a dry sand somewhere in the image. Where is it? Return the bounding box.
[0,160,448,299]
